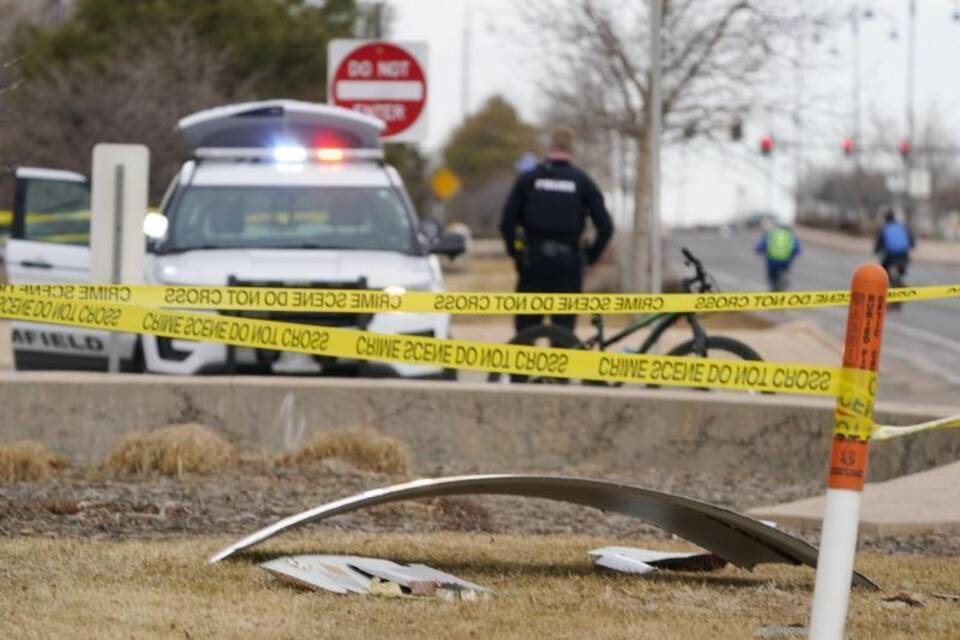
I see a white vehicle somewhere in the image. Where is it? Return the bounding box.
[3,100,463,378]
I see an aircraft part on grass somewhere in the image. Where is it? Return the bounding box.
[209,474,876,589]
[589,546,728,574]
[593,553,657,575]
[260,555,490,598]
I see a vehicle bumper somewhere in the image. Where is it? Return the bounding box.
[11,321,140,372]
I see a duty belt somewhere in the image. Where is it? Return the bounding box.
[530,239,577,257]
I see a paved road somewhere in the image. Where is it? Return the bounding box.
[669,228,960,387]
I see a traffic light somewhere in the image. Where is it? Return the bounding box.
[759,134,774,156]
[898,140,911,159]
[730,120,743,141]
[841,137,855,156]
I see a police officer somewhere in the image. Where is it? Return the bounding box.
[500,126,614,332]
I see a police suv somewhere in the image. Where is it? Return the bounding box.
[2,100,462,377]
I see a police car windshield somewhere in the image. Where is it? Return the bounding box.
[166,186,414,253]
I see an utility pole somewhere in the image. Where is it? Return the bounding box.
[852,6,865,229]
[794,31,805,221]
[904,0,917,223]
[648,0,663,293]
[373,1,383,38]
[461,2,472,120]
[765,154,774,214]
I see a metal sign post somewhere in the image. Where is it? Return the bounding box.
[90,144,149,373]
[106,165,125,373]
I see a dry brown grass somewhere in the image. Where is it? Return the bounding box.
[1,531,959,639]
[0,440,67,482]
[277,428,409,474]
[100,423,236,478]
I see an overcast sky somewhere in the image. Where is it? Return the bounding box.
[387,0,960,226]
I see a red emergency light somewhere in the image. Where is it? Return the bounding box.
[759,135,774,156]
[841,137,855,155]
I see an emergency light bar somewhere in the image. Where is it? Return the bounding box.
[194,147,385,162]
[178,100,386,153]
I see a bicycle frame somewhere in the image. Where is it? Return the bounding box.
[584,312,708,356]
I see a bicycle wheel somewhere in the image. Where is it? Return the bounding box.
[887,263,906,310]
[662,335,768,393]
[487,324,584,384]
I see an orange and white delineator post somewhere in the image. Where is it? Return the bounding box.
[809,264,888,640]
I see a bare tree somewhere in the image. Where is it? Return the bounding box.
[529,0,824,290]
[0,25,240,199]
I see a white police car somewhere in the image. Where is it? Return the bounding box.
[3,100,462,378]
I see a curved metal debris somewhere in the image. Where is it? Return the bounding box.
[208,474,876,589]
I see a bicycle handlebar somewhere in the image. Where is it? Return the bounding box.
[680,247,712,293]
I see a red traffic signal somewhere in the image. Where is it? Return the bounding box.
[841,137,855,155]
[898,140,911,159]
[759,135,774,156]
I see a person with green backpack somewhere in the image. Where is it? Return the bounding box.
[755,220,801,291]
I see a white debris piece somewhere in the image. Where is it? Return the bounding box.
[260,555,491,598]
[348,558,491,595]
[261,555,372,594]
[589,546,728,574]
[593,553,659,575]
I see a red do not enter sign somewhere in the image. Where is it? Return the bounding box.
[331,42,428,138]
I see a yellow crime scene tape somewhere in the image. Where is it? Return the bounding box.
[1,282,959,315]
[873,415,960,441]
[0,288,956,442]
[0,288,869,397]
[831,369,960,442]
[833,369,878,442]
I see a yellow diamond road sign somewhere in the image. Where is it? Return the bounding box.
[431,167,462,201]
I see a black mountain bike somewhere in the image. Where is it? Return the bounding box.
[488,248,764,385]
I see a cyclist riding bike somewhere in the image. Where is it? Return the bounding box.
[875,211,914,288]
[755,220,800,292]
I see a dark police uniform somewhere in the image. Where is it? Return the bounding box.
[500,158,614,332]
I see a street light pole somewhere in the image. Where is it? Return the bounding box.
[852,6,865,228]
[461,1,473,120]
[794,31,805,221]
[904,0,917,222]
[648,0,663,293]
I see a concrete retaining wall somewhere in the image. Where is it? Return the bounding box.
[1,372,958,484]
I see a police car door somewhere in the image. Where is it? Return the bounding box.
[4,167,118,369]
[6,167,91,282]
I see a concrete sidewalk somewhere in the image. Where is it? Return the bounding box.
[796,225,960,266]
[748,460,960,536]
